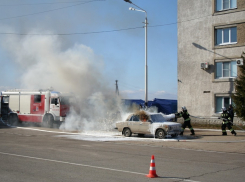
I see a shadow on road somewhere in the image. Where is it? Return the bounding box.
[130,134,202,140]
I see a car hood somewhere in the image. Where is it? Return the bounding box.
[152,122,180,126]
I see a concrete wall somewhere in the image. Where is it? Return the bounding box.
[177,0,245,118]
[177,117,245,126]
[238,0,245,9]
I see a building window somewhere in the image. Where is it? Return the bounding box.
[215,27,237,45]
[216,0,237,11]
[216,96,232,113]
[215,61,237,78]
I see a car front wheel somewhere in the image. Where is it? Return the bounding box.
[156,129,166,139]
[123,128,132,137]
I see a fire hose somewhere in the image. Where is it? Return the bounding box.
[189,115,245,131]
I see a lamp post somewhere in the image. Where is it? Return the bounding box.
[124,0,148,106]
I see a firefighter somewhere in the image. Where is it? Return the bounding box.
[220,107,236,136]
[176,106,195,136]
[228,104,234,125]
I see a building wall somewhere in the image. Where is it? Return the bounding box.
[237,0,245,9]
[177,0,245,119]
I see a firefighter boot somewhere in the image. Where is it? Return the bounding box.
[190,130,195,136]
[232,130,237,136]
[222,132,227,136]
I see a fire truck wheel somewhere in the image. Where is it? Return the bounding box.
[8,114,19,126]
[43,114,54,128]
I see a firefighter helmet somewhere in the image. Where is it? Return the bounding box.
[182,106,187,111]
[221,107,227,112]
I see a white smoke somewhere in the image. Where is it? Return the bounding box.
[1,31,107,98]
[60,92,124,131]
[0,28,125,131]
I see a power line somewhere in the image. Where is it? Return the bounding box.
[120,84,142,91]
[0,26,143,36]
[0,13,212,35]
[0,1,96,6]
[119,84,156,96]
[119,84,138,90]
[149,14,212,28]
[0,0,105,21]
[120,81,142,90]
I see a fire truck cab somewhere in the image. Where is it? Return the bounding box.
[0,89,71,127]
[0,95,10,123]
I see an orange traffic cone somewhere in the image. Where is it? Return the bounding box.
[146,155,158,178]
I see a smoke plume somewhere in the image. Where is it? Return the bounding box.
[0,29,124,131]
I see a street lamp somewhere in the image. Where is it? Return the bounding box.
[124,0,148,106]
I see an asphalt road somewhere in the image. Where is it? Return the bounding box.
[0,125,245,182]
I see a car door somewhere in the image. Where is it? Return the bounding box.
[138,121,151,134]
[127,115,140,133]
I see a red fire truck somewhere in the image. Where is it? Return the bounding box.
[0,89,71,127]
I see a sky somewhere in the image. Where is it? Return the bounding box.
[0,0,178,101]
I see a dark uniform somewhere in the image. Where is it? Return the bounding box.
[176,107,195,135]
[228,105,234,125]
[221,108,236,136]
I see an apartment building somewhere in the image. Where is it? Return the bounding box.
[178,0,245,119]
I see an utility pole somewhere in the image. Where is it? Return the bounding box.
[124,0,148,106]
[115,80,119,96]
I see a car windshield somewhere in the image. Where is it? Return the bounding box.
[150,114,165,122]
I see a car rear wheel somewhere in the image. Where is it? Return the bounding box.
[123,128,132,137]
[156,129,166,139]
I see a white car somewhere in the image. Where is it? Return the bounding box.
[116,113,181,139]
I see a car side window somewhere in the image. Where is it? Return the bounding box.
[129,115,140,121]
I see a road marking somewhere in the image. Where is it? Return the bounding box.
[16,127,79,135]
[0,151,146,175]
[0,151,200,182]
